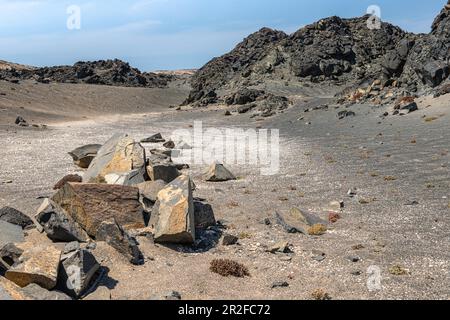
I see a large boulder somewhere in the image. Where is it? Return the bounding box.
[96,219,144,265]
[204,163,236,182]
[82,134,146,183]
[0,277,71,300]
[151,175,196,244]
[51,183,145,237]
[57,243,100,298]
[35,199,90,243]
[0,207,34,229]
[146,163,180,183]
[194,201,216,229]
[6,245,62,290]
[68,144,102,169]
[104,166,147,186]
[0,221,24,248]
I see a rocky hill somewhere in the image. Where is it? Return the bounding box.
[184,2,450,107]
[0,59,174,88]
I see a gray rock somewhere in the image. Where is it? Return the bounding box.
[21,284,72,300]
[274,208,327,235]
[194,201,216,229]
[271,281,289,289]
[96,219,144,265]
[0,207,34,229]
[0,243,24,271]
[35,199,90,243]
[204,163,236,182]
[57,247,100,298]
[0,221,24,248]
[68,144,102,169]
[141,133,165,143]
[146,163,180,183]
[104,166,147,186]
[222,233,239,246]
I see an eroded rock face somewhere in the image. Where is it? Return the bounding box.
[151,175,195,244]
[51,183,145,237]
[6,245,62,290]
[83,134,146,184]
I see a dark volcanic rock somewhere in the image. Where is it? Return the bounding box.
[0,207,34,229]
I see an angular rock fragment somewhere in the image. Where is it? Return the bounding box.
[141,133,165,143]
[136,180,167,212]
[51,183,145,237]
[104,166,147,186]
[83,134,146,183]
[151,175,195,244]
[35,198,90,243]
[96,219,143,265]
[147,163,180,183]
[53,174,82,190]
[222,233,239,246]
[0,207,34,229]
[6,245,62,290]
[57,244,100,298]
[68,144,101,169]
[20,284,72,300]
[204,163,236,182]
[274,208,327,235]
[0,243,24,271]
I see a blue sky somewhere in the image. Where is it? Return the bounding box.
[0,0,446,71]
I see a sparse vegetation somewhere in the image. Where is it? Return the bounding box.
[210,259,250,278]
[389,265,409,276]
[308,224,327,236]
[311,289,331,300]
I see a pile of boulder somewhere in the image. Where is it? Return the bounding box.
[0,133,241,300]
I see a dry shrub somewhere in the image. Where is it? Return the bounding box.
[311,289,331,300]
[53,174,82,190]
[328,212,341,224]
[389,265,409,276]
[210,259,250,278]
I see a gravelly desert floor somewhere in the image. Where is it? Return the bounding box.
[1,81,449,300]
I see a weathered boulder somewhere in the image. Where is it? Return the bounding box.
[57,243,100,298]
[0,221,24,248]
[141,133,165,143]
[51,183,145,237]
[83,134,146,183]
[275,208,327,235]
[0,207,34,229]
[137,180,167,203]
[194,201,216,229]
[68,144,102,169]
[203,163,236,182]
[147,163,180,183]
[0,243,24,271]
[151,175,195,244]
[96,219,144,265]
[6,245,62,290]
[53,174,82,190]
[0,277,28,300]
[35,198,90,243]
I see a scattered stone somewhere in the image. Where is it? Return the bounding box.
[274,208,327,235]
[147,163,180,183]
[405,200,419,206]
[346,256,361,263]
[210,259,250,278]
[204,163,236,182]
[68,144,101,169]
[0,221,24,248]
[0,207,34,229]
[194,201,216,229]
[347,188,357,197]
[96,219,144,265]
[224,110,232,116]
[15,116,27,126]
[83,133,146,183]
[351,270,362,276]
[151,175,196,244]
[329,200,344,211]
[271,281,289,289]
[222,233,239,246]
[35,198,90,243]
[338,110,356,119]
[57,245,100,298]
[53,174,82,190]
[263,218,272,226]
[6,245,61,290]
[328,212,341,223]
[51,183,145,237]
[267,241,291,254]
[163,140,175,149]
[164,291,182,300]
[141,133,165,143]
[311,251,326,262]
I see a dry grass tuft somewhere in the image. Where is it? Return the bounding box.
[311,289,331,300]
[308,224,327,236]
[210,259,250,278]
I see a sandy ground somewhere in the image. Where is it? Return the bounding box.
[1,80,449,300]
